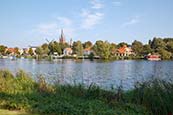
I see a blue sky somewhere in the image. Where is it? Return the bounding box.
[0,0,173,48]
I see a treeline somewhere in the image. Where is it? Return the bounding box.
[1,37,173,60]
[32,37,173,60]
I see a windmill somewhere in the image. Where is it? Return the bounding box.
[45,38,54,44]
[45,38,55,55]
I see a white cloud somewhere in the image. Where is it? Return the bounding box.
[57,17,72,26]
[35,22,59,36]
[112,1,122,6]
[122,16,140,27]
[81,10,104,29]
[90,0,104,9]
[33,17,76,39]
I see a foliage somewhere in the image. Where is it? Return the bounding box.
[48,41,62,55]
[72,41,83,56]
[83,41,93,49]
[28,48,34,56]
[93,40,111,59]
[0,69,158,115]
[0,45,7,55]
[132,40,143,56]
[125,79,173,115]
[117,42,129,48]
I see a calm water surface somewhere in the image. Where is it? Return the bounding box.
[0,59,173,89]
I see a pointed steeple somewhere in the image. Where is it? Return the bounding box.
[59,29,66,44]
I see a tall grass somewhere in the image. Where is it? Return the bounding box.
[0,69,172,115]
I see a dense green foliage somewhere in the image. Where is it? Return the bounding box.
[72,41,83,56]
[1,37,173,60]
[0,69,173,115]
[0,45,7,55]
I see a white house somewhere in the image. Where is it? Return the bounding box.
[63,48,73,56]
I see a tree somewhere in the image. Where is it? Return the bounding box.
[14,47,20,55]
[35,47,43,55]
[166,41,173,53]
[93,40,111,59]
[117,42,128,48]
[142,44,153,55]
[59,42,69,54]
[28,48,34,56]
[131,40,143,55]
[72,41,83,56]
[48,42,62,55]
[158,48,172,60]
[110,43,117,56]
[41,43,49,55]
[83,41,93,49]
[0,45,7,55]
[150,38,166,51]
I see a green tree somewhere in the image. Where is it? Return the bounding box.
[59,42,69,54]
[117,42,128,48]
[131,40,143,55]
[72,41,83,56]
[35,47,43,55]
[28,48,34,56]
[83,41,93,49]
[142,44,153,55]
[41,43,49,55]
[0,45,7,55]
[150,38,166,51]
[166,41,173,53]
[48,42,62,55]
[110,43,117,56]
[14,47,20,55]
[158,48,172,60]
[93,40,111,59]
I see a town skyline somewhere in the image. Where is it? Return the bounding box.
[1,0,173,48]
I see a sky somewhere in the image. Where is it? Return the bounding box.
[0,0,173,48]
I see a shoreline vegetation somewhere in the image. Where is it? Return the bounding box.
[1,37,173,60]
[0,69,172,115]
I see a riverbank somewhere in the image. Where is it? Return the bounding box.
[0,69,172,115]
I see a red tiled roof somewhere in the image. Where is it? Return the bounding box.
[117,45,127,54]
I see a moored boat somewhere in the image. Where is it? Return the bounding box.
[146,54,161,61]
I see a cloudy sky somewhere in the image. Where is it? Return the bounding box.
[0,0,173,47]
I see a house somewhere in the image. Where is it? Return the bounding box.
[63,48,73,56]
[116,45,134,57]
[83,47,93,56]
[29,46,38,55]
[18,48,24,55]
[23,48,29,54]
[5,48,16,55]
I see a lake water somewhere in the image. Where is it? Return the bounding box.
[0,59,173,89]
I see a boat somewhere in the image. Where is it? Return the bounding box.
[146,54,161,61]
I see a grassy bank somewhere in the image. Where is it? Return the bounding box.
[0,69,172,115]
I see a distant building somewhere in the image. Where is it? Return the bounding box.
[59,29,66,44]
[116,45,134,57]
[23,48,29,54]
[18,48,24,55]
[29,46,38,55]
[5,48,16,55]
[63,48,73,56]
[83,47,93,56]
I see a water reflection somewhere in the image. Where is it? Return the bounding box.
[0,59,173,89]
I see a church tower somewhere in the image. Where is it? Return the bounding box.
[59,29,66,44]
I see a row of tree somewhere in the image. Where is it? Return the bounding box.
[1,37,173,59]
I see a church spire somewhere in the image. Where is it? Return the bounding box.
[59,29,66,44]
